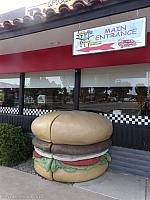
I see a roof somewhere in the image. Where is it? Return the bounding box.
[0,0,110,30]
[0,0,149,40]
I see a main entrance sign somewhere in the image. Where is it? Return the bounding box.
[73,17,146,55]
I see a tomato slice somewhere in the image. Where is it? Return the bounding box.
[33,151,43,158]
[62,157,101,166]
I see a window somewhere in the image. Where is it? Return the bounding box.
[25,70,75,110]
[80,64,150,116]
[0,74,19,107]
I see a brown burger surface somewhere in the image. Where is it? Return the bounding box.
[31,111,113,182]
[32,137,52,152]
[32,137,111,155]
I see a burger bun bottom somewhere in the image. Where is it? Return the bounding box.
[34,160,108,182]
[53,163,108,182]
[34,160,53,180]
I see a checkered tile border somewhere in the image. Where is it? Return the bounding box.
[99,113,150,126]
[23,108,54,116]
[22,109,150,125]
[0,107,149,125]
[0,107,19,115]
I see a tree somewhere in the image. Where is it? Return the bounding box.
[94,88,106,102]
[135,85,148,110]
[110,87,132,101]
[80,88,89,103]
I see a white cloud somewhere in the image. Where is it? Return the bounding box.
[0,0,48,14]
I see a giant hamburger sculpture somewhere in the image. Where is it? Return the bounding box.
[31,111,113,182]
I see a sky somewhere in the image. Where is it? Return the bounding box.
[0,0,48,14]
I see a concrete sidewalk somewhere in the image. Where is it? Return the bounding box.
[0,167,149,200]
[75,171,149,200]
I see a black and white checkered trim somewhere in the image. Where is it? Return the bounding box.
[0,107,19,115]
[23,108,54,116]
[99,113,150,126]
[22,108,150,125]
[0,107,149,125]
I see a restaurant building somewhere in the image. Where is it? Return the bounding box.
[0,0,150,176]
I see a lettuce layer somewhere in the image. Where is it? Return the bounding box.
[33,153,111,173]
[33,157,53,172]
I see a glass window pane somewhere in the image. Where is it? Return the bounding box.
[25,70,75,110]
[80,64,150,116]
[0,74,19,107]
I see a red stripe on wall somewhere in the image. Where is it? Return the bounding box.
[0,33,150,74]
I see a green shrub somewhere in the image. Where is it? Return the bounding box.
[0,124,33,167]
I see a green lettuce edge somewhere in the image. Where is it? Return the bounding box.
[33,153,111,173]
[33,157,53,172]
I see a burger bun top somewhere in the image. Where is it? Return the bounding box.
[31,111,113,145]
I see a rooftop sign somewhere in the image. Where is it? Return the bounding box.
[73,17,146,55]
